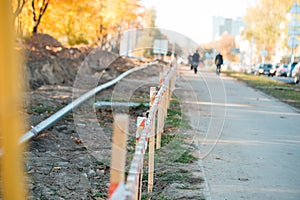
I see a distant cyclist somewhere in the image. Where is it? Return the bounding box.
[215,52,223,75]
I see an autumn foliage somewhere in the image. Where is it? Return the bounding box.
[13,0,151,49]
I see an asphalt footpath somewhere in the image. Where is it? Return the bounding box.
[174,65,300,200]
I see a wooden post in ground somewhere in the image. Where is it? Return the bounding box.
[156,72,165,149]
[156,105,164,149]
[148,87,156,193]
[168,73,173,104]
[0,2,27,199]
[135,117,146,200]
[170,72,175,97]
[160,72,166,120]
[166,78,170,109]
[163,66,170,111]
[109,114,129,198]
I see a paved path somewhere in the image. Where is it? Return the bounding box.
[175,66,300,200]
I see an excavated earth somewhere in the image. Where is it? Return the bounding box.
[21,34,205,200]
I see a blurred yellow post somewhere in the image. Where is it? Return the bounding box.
[109,114,128,198]
[0,2,27,200]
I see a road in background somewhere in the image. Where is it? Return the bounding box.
[176,66,300,200]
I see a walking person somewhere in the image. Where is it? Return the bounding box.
[191,50,200,74]
[215,52,223,75]
[188,54,193,69]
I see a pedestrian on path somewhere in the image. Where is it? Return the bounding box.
[215,52,223,75]
[191,50,200,74]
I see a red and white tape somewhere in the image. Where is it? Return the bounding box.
[135,116,146,142]
[125,64,178,198]
[109,182,126,200]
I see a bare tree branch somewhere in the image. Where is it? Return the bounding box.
[13,0,26,20]
[32,0,50,34]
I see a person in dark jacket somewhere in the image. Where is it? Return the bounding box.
[191,50,200,74]
[215,52,223,74]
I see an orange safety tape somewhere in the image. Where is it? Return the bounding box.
[140,118,145,127]
[136,137,140,143]
[136,117,146,141]
[150,96,156,105]
[159,78,163,86]
[108,182,119,197]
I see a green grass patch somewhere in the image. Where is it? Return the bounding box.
[30,103,53,114]
[93,191,107,198]
[134,102,148,109]
[170,98,180,106]
[160,133,176,147]
[175,184,202,190]
[223,70,300,109]
[141,194,172,200]
[174,151,197,163]
[156,134,194,165]
[165,99,191,129]
[158,169,192,183]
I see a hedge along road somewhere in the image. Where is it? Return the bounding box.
[174,65,300,200]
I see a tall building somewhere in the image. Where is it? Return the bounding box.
[212,16,245,40]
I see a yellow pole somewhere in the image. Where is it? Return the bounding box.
[0,2,27,200]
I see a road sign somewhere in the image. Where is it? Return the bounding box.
[287,36,299,48]
[288,29,300,36]
[289,2,300,14]
[153,40,168,54]
[289,16,300,29]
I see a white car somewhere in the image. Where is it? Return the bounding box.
[292,63,300,84]
[287,61,298,77]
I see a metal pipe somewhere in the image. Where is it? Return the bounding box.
[19,63,155,144]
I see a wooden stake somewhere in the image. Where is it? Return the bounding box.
[138,168,143,200]
[162,67,169,113]
[109,114,129,198]
[148,117,155,193]
[162,86,167,120]
[148,87,156,193]
[171,71,176,96]
[157,73,165,149]
[156,104,164,149]
[166,78,170,109]
[135,117,145,200]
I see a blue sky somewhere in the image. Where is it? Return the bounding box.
[141,0,256,44]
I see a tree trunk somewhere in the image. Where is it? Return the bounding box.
[32,25,38,34]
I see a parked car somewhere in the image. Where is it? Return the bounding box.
[254,63,272,75]
[292,63,300,84]
[276,64,288,77]
[287,61,298,77]
[269,63,279,76]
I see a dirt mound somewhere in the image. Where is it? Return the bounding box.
[23,34,142,90]
[26,33,63,49]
